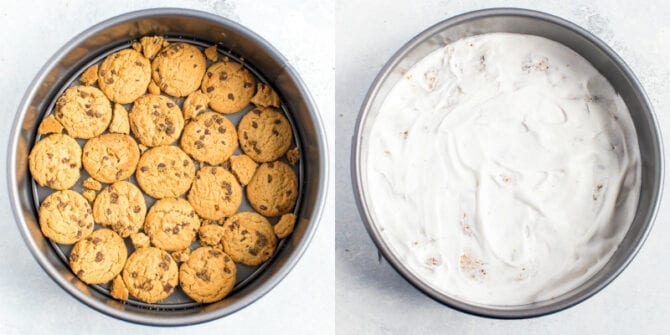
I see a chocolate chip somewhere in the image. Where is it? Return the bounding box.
[95,252,104,262]
[166,102,174,108]
[224,255,231,262]
[252,109,262,115]
[274,119,281,124]
[133,206,141,213]
[214,204,220,211]
[140,166,149,172]
[251,121,258,128]
[207,72,213,78]
[267,162,275,168]
[227,93,234,100]
[260,205,267,210]
[267,175,273,183]
[287,190,293,195]
[77,270,84,277]
[70,253,79,262]
[218,126,226,133]
[135,61,143,66]
[206,86,215,93]
[131,271,138,278]
[272,129,279,137]
[219,72,228,80]
[244,82,252,88]
[223,267,231,274]
[222,182,232,195]
[157,163,166,171]
[159,261,168,270]
[86,110,94,117]
[208,249,222,257]
[255,231,268,247]
[110,192,119,204]
[195,104,203,110]
[183,160,189,167]
[248,248,259,256]
[194,140,204,149]
[204,129,210,135]
[172,226,180,234]
[92,237,101,245]
[243,132,248,140]
[105,78,114,84]
[163,283,173,292]
[100,70,107,76]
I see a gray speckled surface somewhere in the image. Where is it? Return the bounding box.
[0,0,334,334]
[336,1,670,334]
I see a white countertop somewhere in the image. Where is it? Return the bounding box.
[0,0,334,334]
[336,0,670,334]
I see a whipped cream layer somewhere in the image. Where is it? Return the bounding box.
[366,33,640,305]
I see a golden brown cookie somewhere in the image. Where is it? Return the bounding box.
[238,107,293,162]
[93,181,147,238]
[136,146,195,198]
[144,197,200,251]
[122,247,178,303]
[109,103,130,134]
[229,154,258,186]
[179,247,236,303]
[171,248,192,263]
[188,166,242,220]
[180,112,237,165]
[198,224,226,247]
[82,177,102,191]
[54,85,112,139]
[222,212,277,266]
[130,232,150,249]
[82,189,97,203]
[69,228,127,284]
[201,60,256,114]
[82,134,140,183]
[129,94,184,147]
[286,147,300,165]
[80,64,99,86]
[140,36,165,60]
[183,91,210,121]
[98,49,151,104]
[204,45,218,62]
[152,42,206,97]
[250,83,280,108]
[147,80,161,95]
[110,275,129,301]
[132,41,142,53]
[274,213,297,239]
[246,161,298,217]
[37,115,63,135]
[29,134,81,190]
[39,190,94,245]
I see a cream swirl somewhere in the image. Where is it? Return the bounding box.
[366,33,640,305]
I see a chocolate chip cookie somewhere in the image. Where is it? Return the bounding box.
[129,94,184,147]
[201,60,256,114]
[82,133,140,183]
[54,85,112,139]
[144,197,200,251]
[69,228,127,284]
[187,166,242,220]
[39,190,94,245]
[135,146,195,198]
[93,181,147,238]
[180,111,237,165]
[237,107,293,162]
[98,49,151,104]
[122,247,178,303]
[152,42,206,97]
[222,212,277,266]
[246,161,298,217]
[179,247,236,303]
[29,134,81,190]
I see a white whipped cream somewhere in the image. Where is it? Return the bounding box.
[365,33,640,305]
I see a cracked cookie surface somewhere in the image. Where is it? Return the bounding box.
[82,133,140,183]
